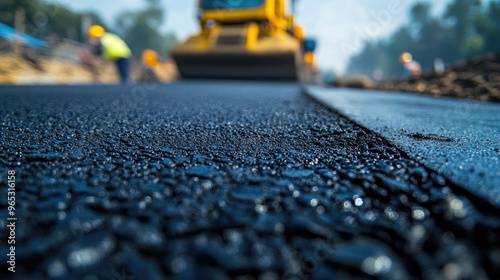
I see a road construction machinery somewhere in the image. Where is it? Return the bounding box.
[171,0,317,81]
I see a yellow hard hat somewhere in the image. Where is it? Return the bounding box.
[88,25,105,38]
[142,49,159,68]
[304,52,315,65]
[400,52,413,64]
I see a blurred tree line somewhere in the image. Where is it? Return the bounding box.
[346,0,500,79]
[0,0,177,58]
[115,0,177,60]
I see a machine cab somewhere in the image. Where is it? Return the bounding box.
[199,0,294,30]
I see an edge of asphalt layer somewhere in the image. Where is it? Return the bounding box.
[301,85,500,210]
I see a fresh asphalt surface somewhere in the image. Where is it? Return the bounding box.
[306,86,500,207]
[0,82,499,279]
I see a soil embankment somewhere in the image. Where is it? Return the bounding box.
[0,53,176,84]
[335,53,500,102]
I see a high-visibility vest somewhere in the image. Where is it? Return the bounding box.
[100,33,131,60]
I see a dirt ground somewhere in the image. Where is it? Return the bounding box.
[0,53,177,85]
[333,53,500,103]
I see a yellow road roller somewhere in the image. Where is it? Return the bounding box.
[171,0,317,81]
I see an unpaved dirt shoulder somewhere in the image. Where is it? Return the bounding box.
[0,53,176,84]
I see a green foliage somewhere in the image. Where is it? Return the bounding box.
[0,0,177,58]
[115,0,177,59]
[1,0,43,28]
[44,4,81,41]
[463,35,485,57]
[346,0,500,79]
[0,0,107,42]
[478,1,500,54]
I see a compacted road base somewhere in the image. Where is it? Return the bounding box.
[305,86,500,206]
[0,82,499,280]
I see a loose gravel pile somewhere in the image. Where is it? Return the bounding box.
[333,53,500,102]
[0,53,176,84]
[0,53,103,84]
[0,83,499,279]
[379,53,500,102]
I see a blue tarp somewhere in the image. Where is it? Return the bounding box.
[0,22,47,48]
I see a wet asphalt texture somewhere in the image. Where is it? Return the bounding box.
[0,82,499,280]
[305,86,500,206]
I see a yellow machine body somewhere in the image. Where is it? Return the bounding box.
[171,0,315,80]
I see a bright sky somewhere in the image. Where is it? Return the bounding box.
[53,0,452,73]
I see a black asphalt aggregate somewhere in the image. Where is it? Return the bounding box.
[0,82,499,280]
[307,86,500,207]
[305,86,500,206]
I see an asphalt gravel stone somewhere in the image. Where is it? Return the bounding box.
[0,82,499,279]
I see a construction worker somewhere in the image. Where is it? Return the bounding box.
[400,52,422,78]
[87,25,132,83]
[138,49,160,83]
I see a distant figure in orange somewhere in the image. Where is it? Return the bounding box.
[138,49,160,83]
[400,52,422,78]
